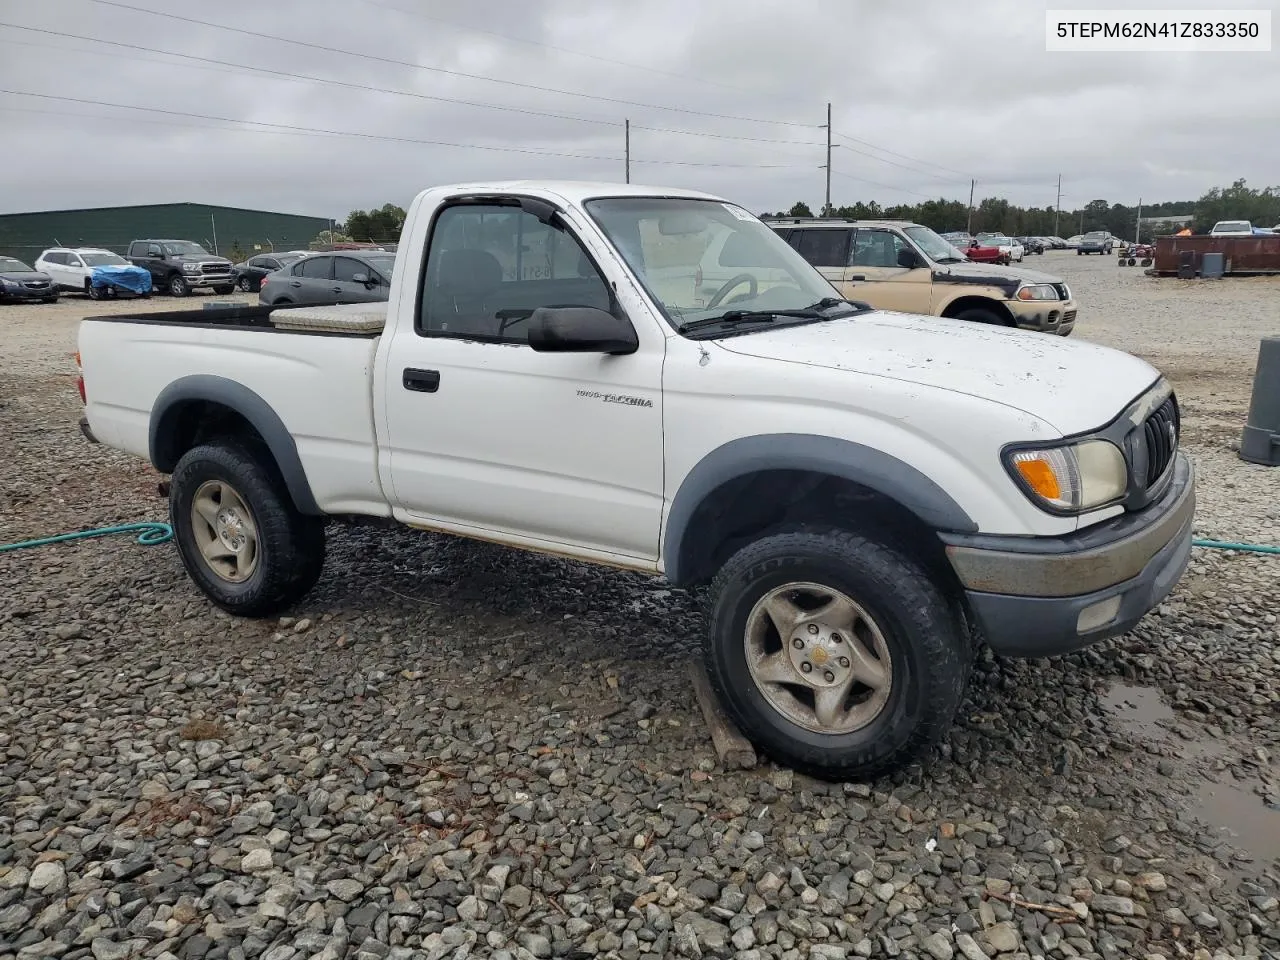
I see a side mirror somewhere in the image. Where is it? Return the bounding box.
[896,247,924,269]
[528,306,638,355]
[351,272,369,284]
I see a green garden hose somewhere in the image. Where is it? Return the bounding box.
[0,521,173,554]
[1191,538,1280,556]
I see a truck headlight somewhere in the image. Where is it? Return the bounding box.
[183,262,201,272]
[1015,283,1060,301]
[1005,439,1127,513]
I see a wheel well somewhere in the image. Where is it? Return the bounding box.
[152,400,267,473]
[674,469,962,597]
[941,295,1015,325]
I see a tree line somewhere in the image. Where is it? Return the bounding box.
[763,179,1280,240]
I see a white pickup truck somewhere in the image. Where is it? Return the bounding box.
[77,180,1194,779]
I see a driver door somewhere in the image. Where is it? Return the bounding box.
[848,228,933,313]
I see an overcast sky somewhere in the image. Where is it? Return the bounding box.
[1,0,1276,220]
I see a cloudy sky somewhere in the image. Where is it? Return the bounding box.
[1,0,1276,221]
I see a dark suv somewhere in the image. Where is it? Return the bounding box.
[126,239,235,296]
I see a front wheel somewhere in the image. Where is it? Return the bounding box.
[170,442,326,617]
[705,529,970,780]
[168,274,191,297]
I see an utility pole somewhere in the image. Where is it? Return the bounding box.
[824,102,832,216]
[1135,197,1142,243]
[967,179,975,234]
[624,119,630,184]
[1054,174,1062,237]
[1079,208,1084,234]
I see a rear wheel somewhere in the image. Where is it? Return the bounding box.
[170,441,325,617]
[705,528,969,780]
[237,276,253,292]
[168,274,191,297]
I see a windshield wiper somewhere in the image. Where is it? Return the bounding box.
[677,297,868,334]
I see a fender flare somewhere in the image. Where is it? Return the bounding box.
[662,433,977,585]
[149,374,322,515]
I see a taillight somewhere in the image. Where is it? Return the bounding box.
[74,351,86,404]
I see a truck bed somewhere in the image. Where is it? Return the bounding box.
[79,304,391,517]
[82,302,385,336]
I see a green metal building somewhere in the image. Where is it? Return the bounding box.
[0,202,333,264]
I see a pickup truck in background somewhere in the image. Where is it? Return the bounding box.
[127,239,235,297]
[77,181,1194,779]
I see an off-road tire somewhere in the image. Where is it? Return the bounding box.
[705,528,970,780]
[170,441,325,617]
[168,274,191,297]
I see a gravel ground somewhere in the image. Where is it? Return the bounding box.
[1,265,1277,960]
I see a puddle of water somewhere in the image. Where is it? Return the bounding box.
[1101,682,1175,738]
[1191,778,1280,866]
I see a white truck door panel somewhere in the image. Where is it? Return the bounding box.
[382,201,665,561]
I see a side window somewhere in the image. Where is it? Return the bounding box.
[333,257,366,282]
[297,256,333,279]
[44,252,66,265]
[146,243,163,258]
[772,228,794,244]
[66,254,83,266]
[262,258,280,270]
[850,230,910,268]
[419,203,612,342]
[794,229,851,267]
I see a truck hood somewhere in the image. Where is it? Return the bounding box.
[711,311,1159,436]
[935,259,1063,287]
[172,255,231,266]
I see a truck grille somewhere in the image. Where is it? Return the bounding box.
[23,280,51,289]
[1141,396,1179,488]
[201,263,231,275]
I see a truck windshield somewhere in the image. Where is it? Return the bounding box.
[584,197,842,328]
[164,241,211,257]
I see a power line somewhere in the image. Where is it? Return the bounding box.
[85,0,818,128]
[360,0,764,97]
[0,89,622,160]
[0,28,828,158]
[0,90,815,170]
[0,25,613,127]
[830,170,960,201]
[833,132,974,181]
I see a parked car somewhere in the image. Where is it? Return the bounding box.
[77,179,1191,779]
[980,236,1024,262]
[231,252,309,293]
[1077,231,1114,255]
[127,239,234,297]
[962,239,1010,265]
[0,256,57,303]
[1018,237,1045,255]
[1209,220,1254,237]
[1046,236,1069,249]
[766,218,1074,334]
[258,250,396,305]
[36,247,152,299]
[1064,235,1083,248]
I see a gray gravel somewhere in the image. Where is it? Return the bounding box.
[2,267,1277,959]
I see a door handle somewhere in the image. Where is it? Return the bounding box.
[848,274,866,281]
[403,368,440,393]
[331,286,343,293]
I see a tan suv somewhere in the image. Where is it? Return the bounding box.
[766,218,1077,335]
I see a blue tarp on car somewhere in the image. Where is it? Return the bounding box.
[90,264,151,295]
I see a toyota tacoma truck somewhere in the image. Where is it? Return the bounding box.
[77,181,1194,780]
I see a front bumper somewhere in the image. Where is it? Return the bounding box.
[183,274,234,288]
[1008,297,1077,336]
[0,285,55,300]
[941,453,1195,657]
